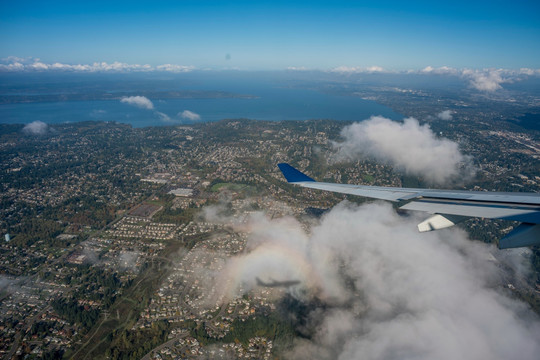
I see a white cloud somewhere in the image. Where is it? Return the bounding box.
[179,110,201,122]
[332,116,473,184]
[202,201,540,360]
[418,66,540,92]
[420,66,459,75]
[437,110,453,120]
[462,69,506,92]
[22,121,49,135]
[120,96,154,110]
[0,275,18,293]
[81,244,100,264]
[120,97,176,121]
[2,56,29,63]
[156,64,195,72]
[118,250,140,272]
[297,203,540,360]
[287,66,309,71]
[0,62,25,71]
[0,58,194,73]
[416,66,540,92]
[28,62,49,70]
[331,66,388,73]
[202,206,345,304]
[365,65,385,73]
[518,68,536,76]
[156,111,171,122]
[331,66,360,73]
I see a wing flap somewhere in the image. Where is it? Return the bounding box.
[416,192,540,205]
[400,199,540,224]
[417,214,468,232]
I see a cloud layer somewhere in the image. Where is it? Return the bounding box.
[332,116,473,184]
[0,58,194,73]
[2,57,538,93]
[329,65,540,92]
[204,201,540,360]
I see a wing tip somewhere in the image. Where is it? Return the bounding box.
[277,163,316,183]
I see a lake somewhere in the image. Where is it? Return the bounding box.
[0,73,403,127]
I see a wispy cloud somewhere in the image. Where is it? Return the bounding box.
[118,250,140,272]
[286,66,309,71]
[156,111,172,122]
[120,96,154,110]
[332,116,473,184]
[22,120,50,135]
[120,97,176,122]
[2,56,31,63]
[437,110,453,120]
[179,110,201,122]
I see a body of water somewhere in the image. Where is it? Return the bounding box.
[0,75,403,127]
[515,113,540,131]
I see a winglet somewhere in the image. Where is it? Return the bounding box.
[499,223,540,249]
[278,163,316,183]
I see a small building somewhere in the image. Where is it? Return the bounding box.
[168,188,194,197]
[4,233,10,242]
[141,178,168,184]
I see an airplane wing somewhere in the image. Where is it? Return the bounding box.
[277,163,540,249]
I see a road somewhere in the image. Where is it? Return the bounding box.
[140,332,188,360]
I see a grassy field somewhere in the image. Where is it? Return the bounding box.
[362,174,374,183]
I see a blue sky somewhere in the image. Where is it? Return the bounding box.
[1,0,539,70]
